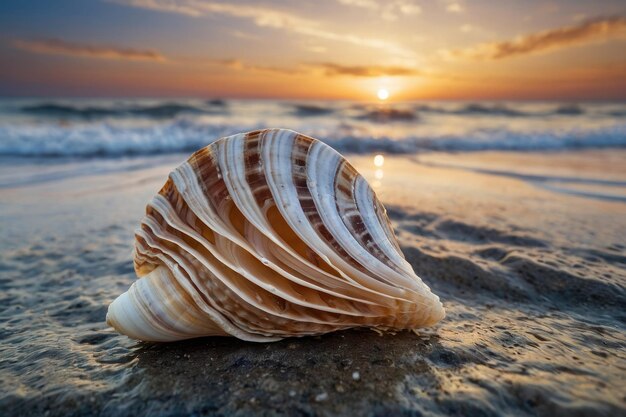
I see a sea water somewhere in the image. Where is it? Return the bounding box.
[0,98,624,157]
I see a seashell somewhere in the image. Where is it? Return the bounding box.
[106,129,444,342]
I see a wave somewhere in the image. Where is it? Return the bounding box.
[1,120,625,157]
[357,108,417,122]
[130,103,208,118]
[17,101,624,123]
[452,103,526,117]
[207,99,227,107]
[21,103,121,118]
[291,104,335,117]
[20,102,227,119]
[414,103,590,117]
[553,104,584,115]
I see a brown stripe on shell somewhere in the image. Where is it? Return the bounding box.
[332,159,406,275]
[372,196,404,258]
[290,133,370,274]
[244,130,352,280]
[186,141,259,242]
[243,130,272,215]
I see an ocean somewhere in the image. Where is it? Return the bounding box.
[0,98,625,157]
[0,98,625,416]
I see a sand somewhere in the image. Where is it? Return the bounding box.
[0,149,625,416]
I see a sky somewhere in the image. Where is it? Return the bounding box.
[0,0,624,100]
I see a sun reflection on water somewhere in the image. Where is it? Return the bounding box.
[372,154,385,188]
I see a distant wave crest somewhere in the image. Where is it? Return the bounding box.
[414,103,589,117]
[358,108,418,122]
[1,119,625,157]
[21,101,608,122]
[20,101,227,119]
[291,104,336,117]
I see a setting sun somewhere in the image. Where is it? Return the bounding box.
[377,88,389,100]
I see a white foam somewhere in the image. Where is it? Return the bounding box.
[0,111,625,157]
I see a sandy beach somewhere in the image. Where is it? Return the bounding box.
[1,147,624,416]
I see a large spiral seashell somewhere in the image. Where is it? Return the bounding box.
[106,129,444,342]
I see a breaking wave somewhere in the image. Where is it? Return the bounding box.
[413,103,590,117]
[358,108,418,122]
[20,102,228,119]
[291,104,336,117]
[1,120,625,157]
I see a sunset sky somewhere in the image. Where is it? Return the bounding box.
[0,0,625,100]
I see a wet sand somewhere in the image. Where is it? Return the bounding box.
[1,149,625,416]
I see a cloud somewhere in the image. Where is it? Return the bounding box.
[212,58,244,69]
[108,0,204,16]
[13,38,165,61]
[109,0,415,57]
[446,3,463,13]
[306,45,327,53]
[230,30,259,41]
[337,0,421,21]
[310,62,420,77]
[460,24,475,33]
[439,0,464,13]
[204,59,419,78]
[447,15,626,60]
[200,58,306,75]
[459,24,494,37]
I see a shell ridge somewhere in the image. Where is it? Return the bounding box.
[306,140,421,294]
[262,130,412,302]
[133,229,276,341]
[146,195,382,320]
[334,161,393,269]
[352,174,416,274]
[177,134,394,309]
[136,225,300,339]
[182,133,388,304]
[112,277,183,341]
[330,154,416,284]
[132,266,225,339]
[244,224,389,309]
[136,220,308,339]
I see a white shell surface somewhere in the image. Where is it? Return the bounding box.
[106,129,444,342]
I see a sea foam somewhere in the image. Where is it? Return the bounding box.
[0,119,625,157]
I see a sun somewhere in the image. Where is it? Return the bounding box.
[377,88,389,100]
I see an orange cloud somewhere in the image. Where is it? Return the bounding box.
[311,62,420,77]
[204,59,419,78]
[13,38,165,61]
[447,15,626,60]
[198,58,304,75]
